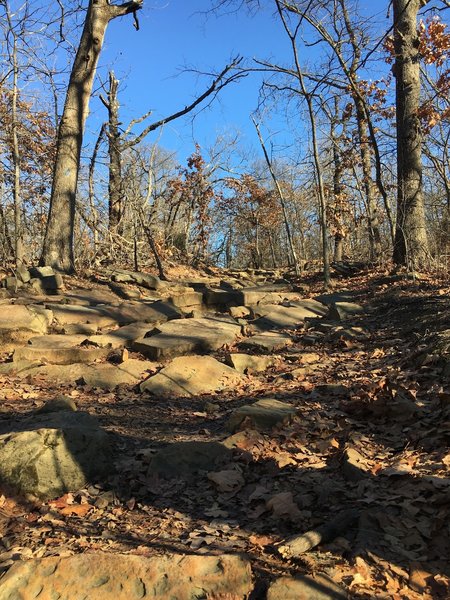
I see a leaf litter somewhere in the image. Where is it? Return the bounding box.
[0,271,449,597]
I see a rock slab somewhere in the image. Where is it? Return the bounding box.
[140,355,244,397]
[0,552,253,599]
[267,573,347,599]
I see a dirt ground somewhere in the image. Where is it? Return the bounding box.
[0,268,449,599]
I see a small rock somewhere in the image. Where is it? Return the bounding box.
[227,399,297,432]
[239,332,293,353]
[36,395,77,413]
[329,301,365,321]
[341,447,367,482]
[226,353,278,374]
[229,305,252,318]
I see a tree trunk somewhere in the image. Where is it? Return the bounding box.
[393,0,430,269]
[331,97,345,264]
[105,71,124,233]
[353,96,382,260]
[41,0,142,272]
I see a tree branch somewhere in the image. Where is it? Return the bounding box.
[122,56,246,149]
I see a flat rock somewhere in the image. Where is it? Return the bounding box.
[140,355,244,397]
[62,322,99,335]
[0,411,111,500]
[227,399,297,431]
[329,301,365,321]
[13,345,111,365]
[89,322,152,348]
[133,316,242,360]
[111,269,163,290]
[148,440,232,477]
[315,291,360,306]
[226,353,278,374]
[133,336,200,360]
[100,300,182,326]
[267,573,347,599]
[48,304,119,328]
[0,552,253,599]
[28,334,89,348]
[64,288,122,305]
[82,360,157,389]
[287,299,329,317]
[250,304,318,331]
[168,289,204,310]
[6,359,155,389]
[238,332,293,353]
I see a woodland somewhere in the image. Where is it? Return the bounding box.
[0,0,449,599]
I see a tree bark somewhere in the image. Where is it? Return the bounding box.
[393,0,430,269]
[41,0,142,272]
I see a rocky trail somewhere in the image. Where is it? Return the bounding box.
[0,265,448,599]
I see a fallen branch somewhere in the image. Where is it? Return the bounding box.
[277,508,360,558]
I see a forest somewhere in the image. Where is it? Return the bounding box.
[0,1,449,599]
[0,0,448,276]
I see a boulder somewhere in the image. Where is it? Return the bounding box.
[140,355,245,397]
[0,411,111,500]
[227,399,297,432]
[0,553,253,600]
[0,304,53,346]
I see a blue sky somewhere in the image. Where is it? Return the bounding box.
[93,1,301,163]
[87,0,399,167]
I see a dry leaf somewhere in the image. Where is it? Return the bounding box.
[266,492,301,519]
[409,562,432,593]
[248,533,274,548]
[207,470,244,492]
[59,503,92,517]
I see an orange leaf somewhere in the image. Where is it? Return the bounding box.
[59,503,92,517]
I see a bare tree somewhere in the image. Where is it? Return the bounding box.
[41,0,143,273]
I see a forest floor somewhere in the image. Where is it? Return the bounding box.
[0,267,449,599]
